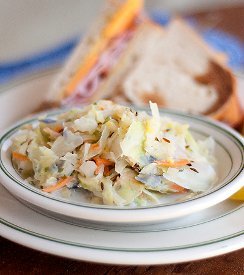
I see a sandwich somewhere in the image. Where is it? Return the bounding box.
[47,0,146,105]
[47,0,243,127]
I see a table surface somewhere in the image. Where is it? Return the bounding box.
[1,5,244,275]
[0,237,243,274]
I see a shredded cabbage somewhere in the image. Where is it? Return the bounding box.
[11,100,218,206]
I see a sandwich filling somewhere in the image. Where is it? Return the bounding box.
[63,30,135,106]
[59,0,144,105]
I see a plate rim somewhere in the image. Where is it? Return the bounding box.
[0,178,243,263]
[0,197,243,265]
[1,215,243,252]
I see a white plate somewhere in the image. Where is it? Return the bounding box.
[0,70,243,225]
[0,70,243,264]
[0,183,243,265]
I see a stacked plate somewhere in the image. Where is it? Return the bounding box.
[0,70,243,265]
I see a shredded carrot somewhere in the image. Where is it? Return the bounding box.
[170,183,186,193]
[53,125,63,133]
[94,157,114,175]
[155,159,190,168]
[42,177,73,193]
[104,166,112,177]
[93,157,114,166]
[91,143,100,151]
[12,151,30,161]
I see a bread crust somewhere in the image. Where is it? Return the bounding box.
[210,72,243,127]
[167,20,243,126]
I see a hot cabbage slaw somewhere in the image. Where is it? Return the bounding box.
[11,101,217,206]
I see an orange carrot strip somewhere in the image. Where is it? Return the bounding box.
[42,177,73,193]
[94,157,114,175]
[104,166,112,177]
[53,125,63,133]
[12,151,30,161]
[155,159,190,168]
[93,157,114,166]
[170,183,187,193]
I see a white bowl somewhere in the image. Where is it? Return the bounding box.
[0,109,243,224]
[0,70,243,224]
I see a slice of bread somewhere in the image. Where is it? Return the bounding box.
[116,20,221,113]
[108,20,243,126]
